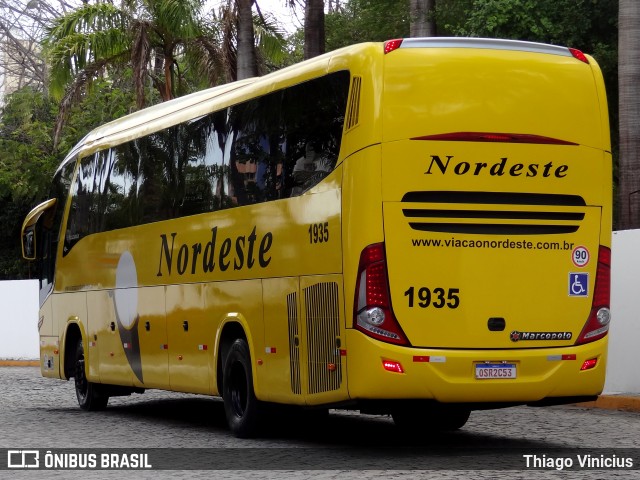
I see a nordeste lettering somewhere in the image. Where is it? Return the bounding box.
[425,155,569,178]
[157,226,273,277]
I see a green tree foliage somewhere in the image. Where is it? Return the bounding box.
[0,88,58,278]
[0,88,58,201]
[44,0,287,143]
[325,0,409,51]
[44,0,210,144]
[55,76,137,157]
[442,0,616,50]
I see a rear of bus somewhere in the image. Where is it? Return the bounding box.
[345,38,611,417]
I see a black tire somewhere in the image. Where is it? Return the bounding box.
[222,338,262,438]
[392,404,470,432]
[74,339,109,411]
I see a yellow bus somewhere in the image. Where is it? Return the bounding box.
[22,37,611,437]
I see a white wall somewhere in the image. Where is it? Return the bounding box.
[0,279,38,360]
[1,236,639,393]
[604,230,640,393]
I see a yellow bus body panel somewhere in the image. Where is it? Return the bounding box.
[346,330,607,402]
[37,39,610,412]
[344,41,611,402]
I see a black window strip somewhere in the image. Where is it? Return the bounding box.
[402,209,585,221]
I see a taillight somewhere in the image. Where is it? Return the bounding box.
[569,48,589,64]
[384,39,403,54]
[575,246,611,345]
[354,243,409,345]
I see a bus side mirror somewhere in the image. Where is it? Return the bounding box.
[22,225,36,260]
[21,198,57,261]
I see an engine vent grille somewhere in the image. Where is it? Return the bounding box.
[304,282,342,394]
[287,292,301,395]
[345,76,362,130]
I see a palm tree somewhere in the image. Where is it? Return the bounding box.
[215,0,287,81]
[617,0,640,229]
[237,0,258,79]
[304,0,324,59]
[45,0,286,144]
[45,0,211,144]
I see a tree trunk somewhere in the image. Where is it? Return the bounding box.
[410,0,436,37]
[618,0,640,229]
[237,0,258,80]
[304,0,325,60]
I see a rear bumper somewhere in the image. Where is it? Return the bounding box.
[345,330,607,404]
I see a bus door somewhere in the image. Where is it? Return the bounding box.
[166,284,212,394]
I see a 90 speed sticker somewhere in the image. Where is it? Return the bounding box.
[572,245,590,267]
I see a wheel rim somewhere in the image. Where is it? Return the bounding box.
[75,352,88,403]
[229,361,248,418]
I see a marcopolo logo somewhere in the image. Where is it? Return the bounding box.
[510,331,573,342]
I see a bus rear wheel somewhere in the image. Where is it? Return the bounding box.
[392,404,470,432]
[223,338,262,438]
[74,339,109,411]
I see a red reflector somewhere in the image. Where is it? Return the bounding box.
[382,360,404,373]
[569,48,589,64]
[413,356,430,362]
[562,354,577,361]
[384,39,403,54]
[412,132,577,145]
[580,358,598,371]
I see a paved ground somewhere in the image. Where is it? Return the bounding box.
[4,359,640,412]
[1,366,640,479]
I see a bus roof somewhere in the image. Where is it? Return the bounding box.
[55,41,374,175]
[390,37,579,59]
[55,37,604,174]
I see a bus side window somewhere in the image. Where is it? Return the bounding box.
[281,71,350,197]
[227,91,284,206]
[64,154,96,254]
[102,145,140,230]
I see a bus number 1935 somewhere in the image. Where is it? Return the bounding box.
[404,286,460,309]
[308,222,329,244]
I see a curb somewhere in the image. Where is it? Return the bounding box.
[573,395,640,413]
[0,360,39,367]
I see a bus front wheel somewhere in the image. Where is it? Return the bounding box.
[222,338,262,438]
[74,339,109,411]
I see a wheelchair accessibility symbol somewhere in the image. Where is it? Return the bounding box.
[569,272,589,297]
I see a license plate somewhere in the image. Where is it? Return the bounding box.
[475,363,517,379]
